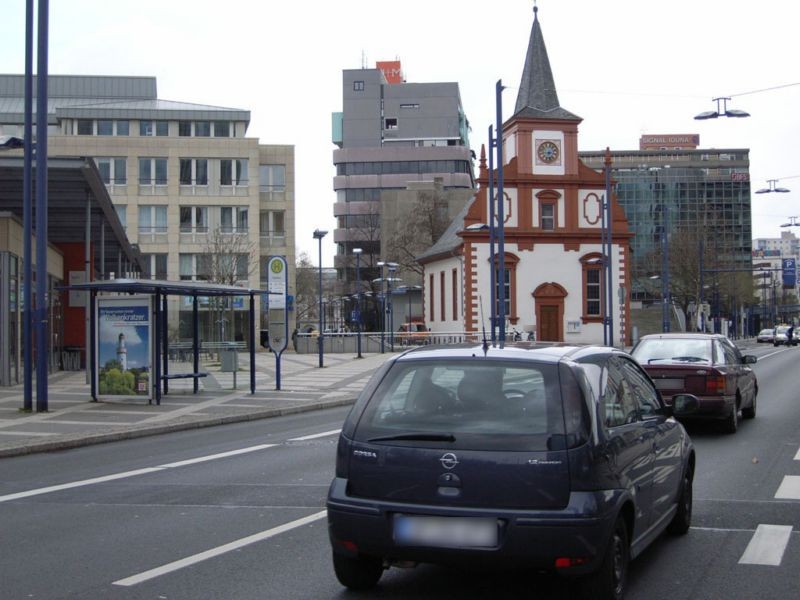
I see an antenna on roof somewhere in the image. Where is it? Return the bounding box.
[479,296,490,354]
[361,50,367,70]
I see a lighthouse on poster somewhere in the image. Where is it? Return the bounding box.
[116,332,128,371]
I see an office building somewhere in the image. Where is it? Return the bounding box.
[0,75,295,346]
[581,140,752,301]
[331,61,474,311]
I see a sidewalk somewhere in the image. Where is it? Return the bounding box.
[0,351,395,458]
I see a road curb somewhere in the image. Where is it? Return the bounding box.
[0,397,356,459]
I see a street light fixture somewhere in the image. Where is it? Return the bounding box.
[781,217,800,228]
[694,97,750,120]
[755,179,790,194]
[312,229,327,368]
[352,248,363,358]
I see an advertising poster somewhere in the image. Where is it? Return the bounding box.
[96,296,152,400]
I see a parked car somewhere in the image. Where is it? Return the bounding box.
[631,333,757,433]
[327,344,697,599]
[396,322,428,345]
[772,324,796,346]
[756,328,774,343]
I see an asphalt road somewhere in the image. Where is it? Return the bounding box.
[1,342,799,599]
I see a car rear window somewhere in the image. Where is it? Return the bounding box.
[352,359,566,451]
[632,338,712,365]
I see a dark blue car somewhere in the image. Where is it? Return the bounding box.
[327,344,696,600]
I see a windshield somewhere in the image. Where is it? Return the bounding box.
[632,338,712,364]
[776,326,790,334]
[353,359,565,451]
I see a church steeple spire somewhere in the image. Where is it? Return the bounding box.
[513,5,580,121]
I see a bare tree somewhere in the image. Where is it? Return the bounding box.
[384,190,451,277]
[294,251,318,327]
[201,228,258,341]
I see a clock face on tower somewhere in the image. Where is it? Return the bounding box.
[537,140,560,164]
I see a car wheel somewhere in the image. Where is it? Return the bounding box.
[579,517,629,600]
[667,466,693,535]
[332,552,384,590]
[723,403,739,434]
[742,393,757,419]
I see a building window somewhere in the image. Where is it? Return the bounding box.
[139,205,168,234]
[195,121,211,137]
[114,205,127,230]
[180,254,213,281]
[440,272,446,322]
[140,121,168,136]
[179,206,208,233]
[98,120,114,136]
[259,164,285,192]
[452,268,458,321]
[220,159,248,186]
[581,253,605,322]
[116,120,129,136]
[179,158,208,186]
[490,253,520,324]
[96,158,127,185]
[142,254,168,280]
[220,206,248,233]
[213,121,230,137]
[429,274,435,322]
[178,121,192,137]
[541,203,555,230]
[139,157,168,185]
[353,80,364,91]
[385,118,398,130]
[77,119,93,135]
[260,210,285,241]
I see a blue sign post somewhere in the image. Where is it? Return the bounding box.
[783,258,796,288]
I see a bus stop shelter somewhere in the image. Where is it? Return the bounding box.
[64,278,264,404]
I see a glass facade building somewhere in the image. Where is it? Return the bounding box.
[580,149,752,300]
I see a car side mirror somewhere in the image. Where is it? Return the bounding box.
[672,394,699,416]
[742,355,757,364]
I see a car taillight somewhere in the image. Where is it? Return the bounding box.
[705,373,726,395]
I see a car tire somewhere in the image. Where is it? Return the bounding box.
[579,516,629,600]
[667,466,693,535]
[742,393,757,419]
[332,552,383,590]
[723,403,739,434]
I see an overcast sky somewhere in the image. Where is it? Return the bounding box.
[1,0,798,265]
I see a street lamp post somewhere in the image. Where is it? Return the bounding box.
[313,229,327,368]
[387,264,398,351]
[376,261,399,353]
[353,248,363,358]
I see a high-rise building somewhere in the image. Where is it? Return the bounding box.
[331,62,474,300]
[581,141,752,301]
[0,75,295,342]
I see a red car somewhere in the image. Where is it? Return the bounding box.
[631,333,758,434]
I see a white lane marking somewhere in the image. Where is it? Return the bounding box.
[0,443,278,503]
[112,510,327,586]
[287,429,341,441]
[759,348,788,360]
[158,444,276,468]
[738,524,793,565]
[775,476,800,500]
[0,468,164,503]
[0,431,58,437]
[794,446,800,461]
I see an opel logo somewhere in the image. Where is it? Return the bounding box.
[439,452,459,470]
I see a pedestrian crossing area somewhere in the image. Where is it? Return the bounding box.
[703,443,800,568]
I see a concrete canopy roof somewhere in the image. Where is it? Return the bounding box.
[65,278,265,297]
[0,155,142,275]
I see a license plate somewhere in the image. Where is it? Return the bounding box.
[654,378,683,390]
[393,515,497,548]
